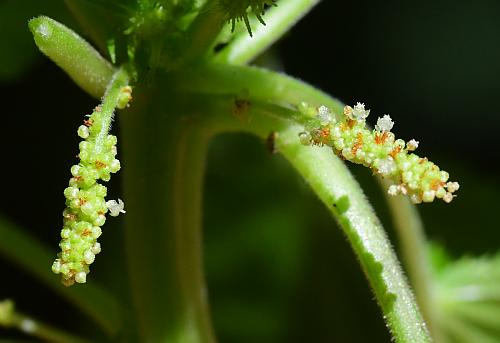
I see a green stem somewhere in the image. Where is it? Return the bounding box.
[186,90,431,342]
[120,86,215,343]
[175,1,225,68]
[213,0,321,65]
[380,177,443,342]
[0,301,90,343]
[174,63,345,115]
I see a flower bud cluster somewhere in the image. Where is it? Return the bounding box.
[52,85,130,286]
[298,102,459,204]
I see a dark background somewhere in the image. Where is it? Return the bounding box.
[0,0,499,342]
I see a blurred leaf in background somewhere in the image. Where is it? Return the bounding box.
[0,0,75,82]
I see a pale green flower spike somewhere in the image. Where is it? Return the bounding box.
[52,69,131,286]
[298,102,459,204]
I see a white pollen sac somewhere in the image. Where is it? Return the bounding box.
[446,181,460,193]
[75,271,87,284]
[106,199,126,217]
[351,102,370,121]
[443,192,454,203]
[317,105,332,125]
[375,115,394,132]
[407,139,419,151]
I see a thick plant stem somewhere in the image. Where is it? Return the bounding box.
[189,93,432,342]
[380,178,443,342]
[120,87,215,343]
[175,63,345,115]
[176,1,225,68]
[213,0,321,65]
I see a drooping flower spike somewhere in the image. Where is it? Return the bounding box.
[52,69,131,286]
[298,102,459,204]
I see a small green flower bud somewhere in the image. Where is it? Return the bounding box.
[83,250,95,264]
[75,272,87,284]
[51,259,62,274]
[109,159,121,173]
[77,125,90,139]
[92,242,101,255]
[64,187,79,199]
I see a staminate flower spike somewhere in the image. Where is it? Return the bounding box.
[52,68,131,286]
[297,102,459,204]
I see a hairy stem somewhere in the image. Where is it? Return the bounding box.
[213,0,321,65]
[175,63,344,115]
[120,86,215,343]
[380,177,443,341]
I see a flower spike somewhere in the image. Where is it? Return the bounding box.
[298,102,459,204]
[52,69,131,286]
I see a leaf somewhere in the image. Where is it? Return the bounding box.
[431,245,500,342]
[0,215,123,336]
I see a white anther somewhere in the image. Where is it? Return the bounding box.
[375,115,394,132]
[106,199,126,217]
[351,102,370,120]
[406,139,419,151]
[446,181,460,193]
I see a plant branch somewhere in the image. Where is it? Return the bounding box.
[0,299,91,343]
[174,63,345,115]
[213,0,321,65]
[379,177,443,341]
[184,94,431,342]
[175,1,225,68]
[120,87,215,343]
